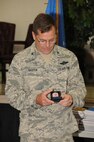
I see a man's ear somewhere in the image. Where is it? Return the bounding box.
[32,31,35,40]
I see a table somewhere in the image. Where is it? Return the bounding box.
[0,95,20,142]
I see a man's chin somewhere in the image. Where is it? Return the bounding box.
[41,49,53,55]
[42,51,51,55]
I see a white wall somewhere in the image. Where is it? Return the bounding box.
[0,0,48,40]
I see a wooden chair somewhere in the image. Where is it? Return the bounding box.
[24,23,34,48]
[0,22,16,84]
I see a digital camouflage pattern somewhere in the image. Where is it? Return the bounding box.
[5,43,86,142]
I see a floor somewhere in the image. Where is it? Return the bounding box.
[85,85,94,107]
[0,84,5,95]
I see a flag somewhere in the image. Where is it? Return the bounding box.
[45,0,66,47]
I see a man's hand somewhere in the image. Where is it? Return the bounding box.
[36,89,54,106]
[59,94,73,107]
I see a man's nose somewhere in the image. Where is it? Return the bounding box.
[46,41,50,47]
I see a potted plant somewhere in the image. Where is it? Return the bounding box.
[63,0,94,77]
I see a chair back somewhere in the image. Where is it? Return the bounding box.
[0,22,16,55]
[25,23,34,48]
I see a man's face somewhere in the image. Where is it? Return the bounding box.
[32,26,56,54]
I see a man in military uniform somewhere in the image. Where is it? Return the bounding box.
[5,13,86,142]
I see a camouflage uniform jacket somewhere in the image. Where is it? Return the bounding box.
[5,43,86,141]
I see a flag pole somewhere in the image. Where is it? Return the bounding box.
[56,0,59,44]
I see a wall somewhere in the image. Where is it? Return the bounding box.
[0,0,48,40]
